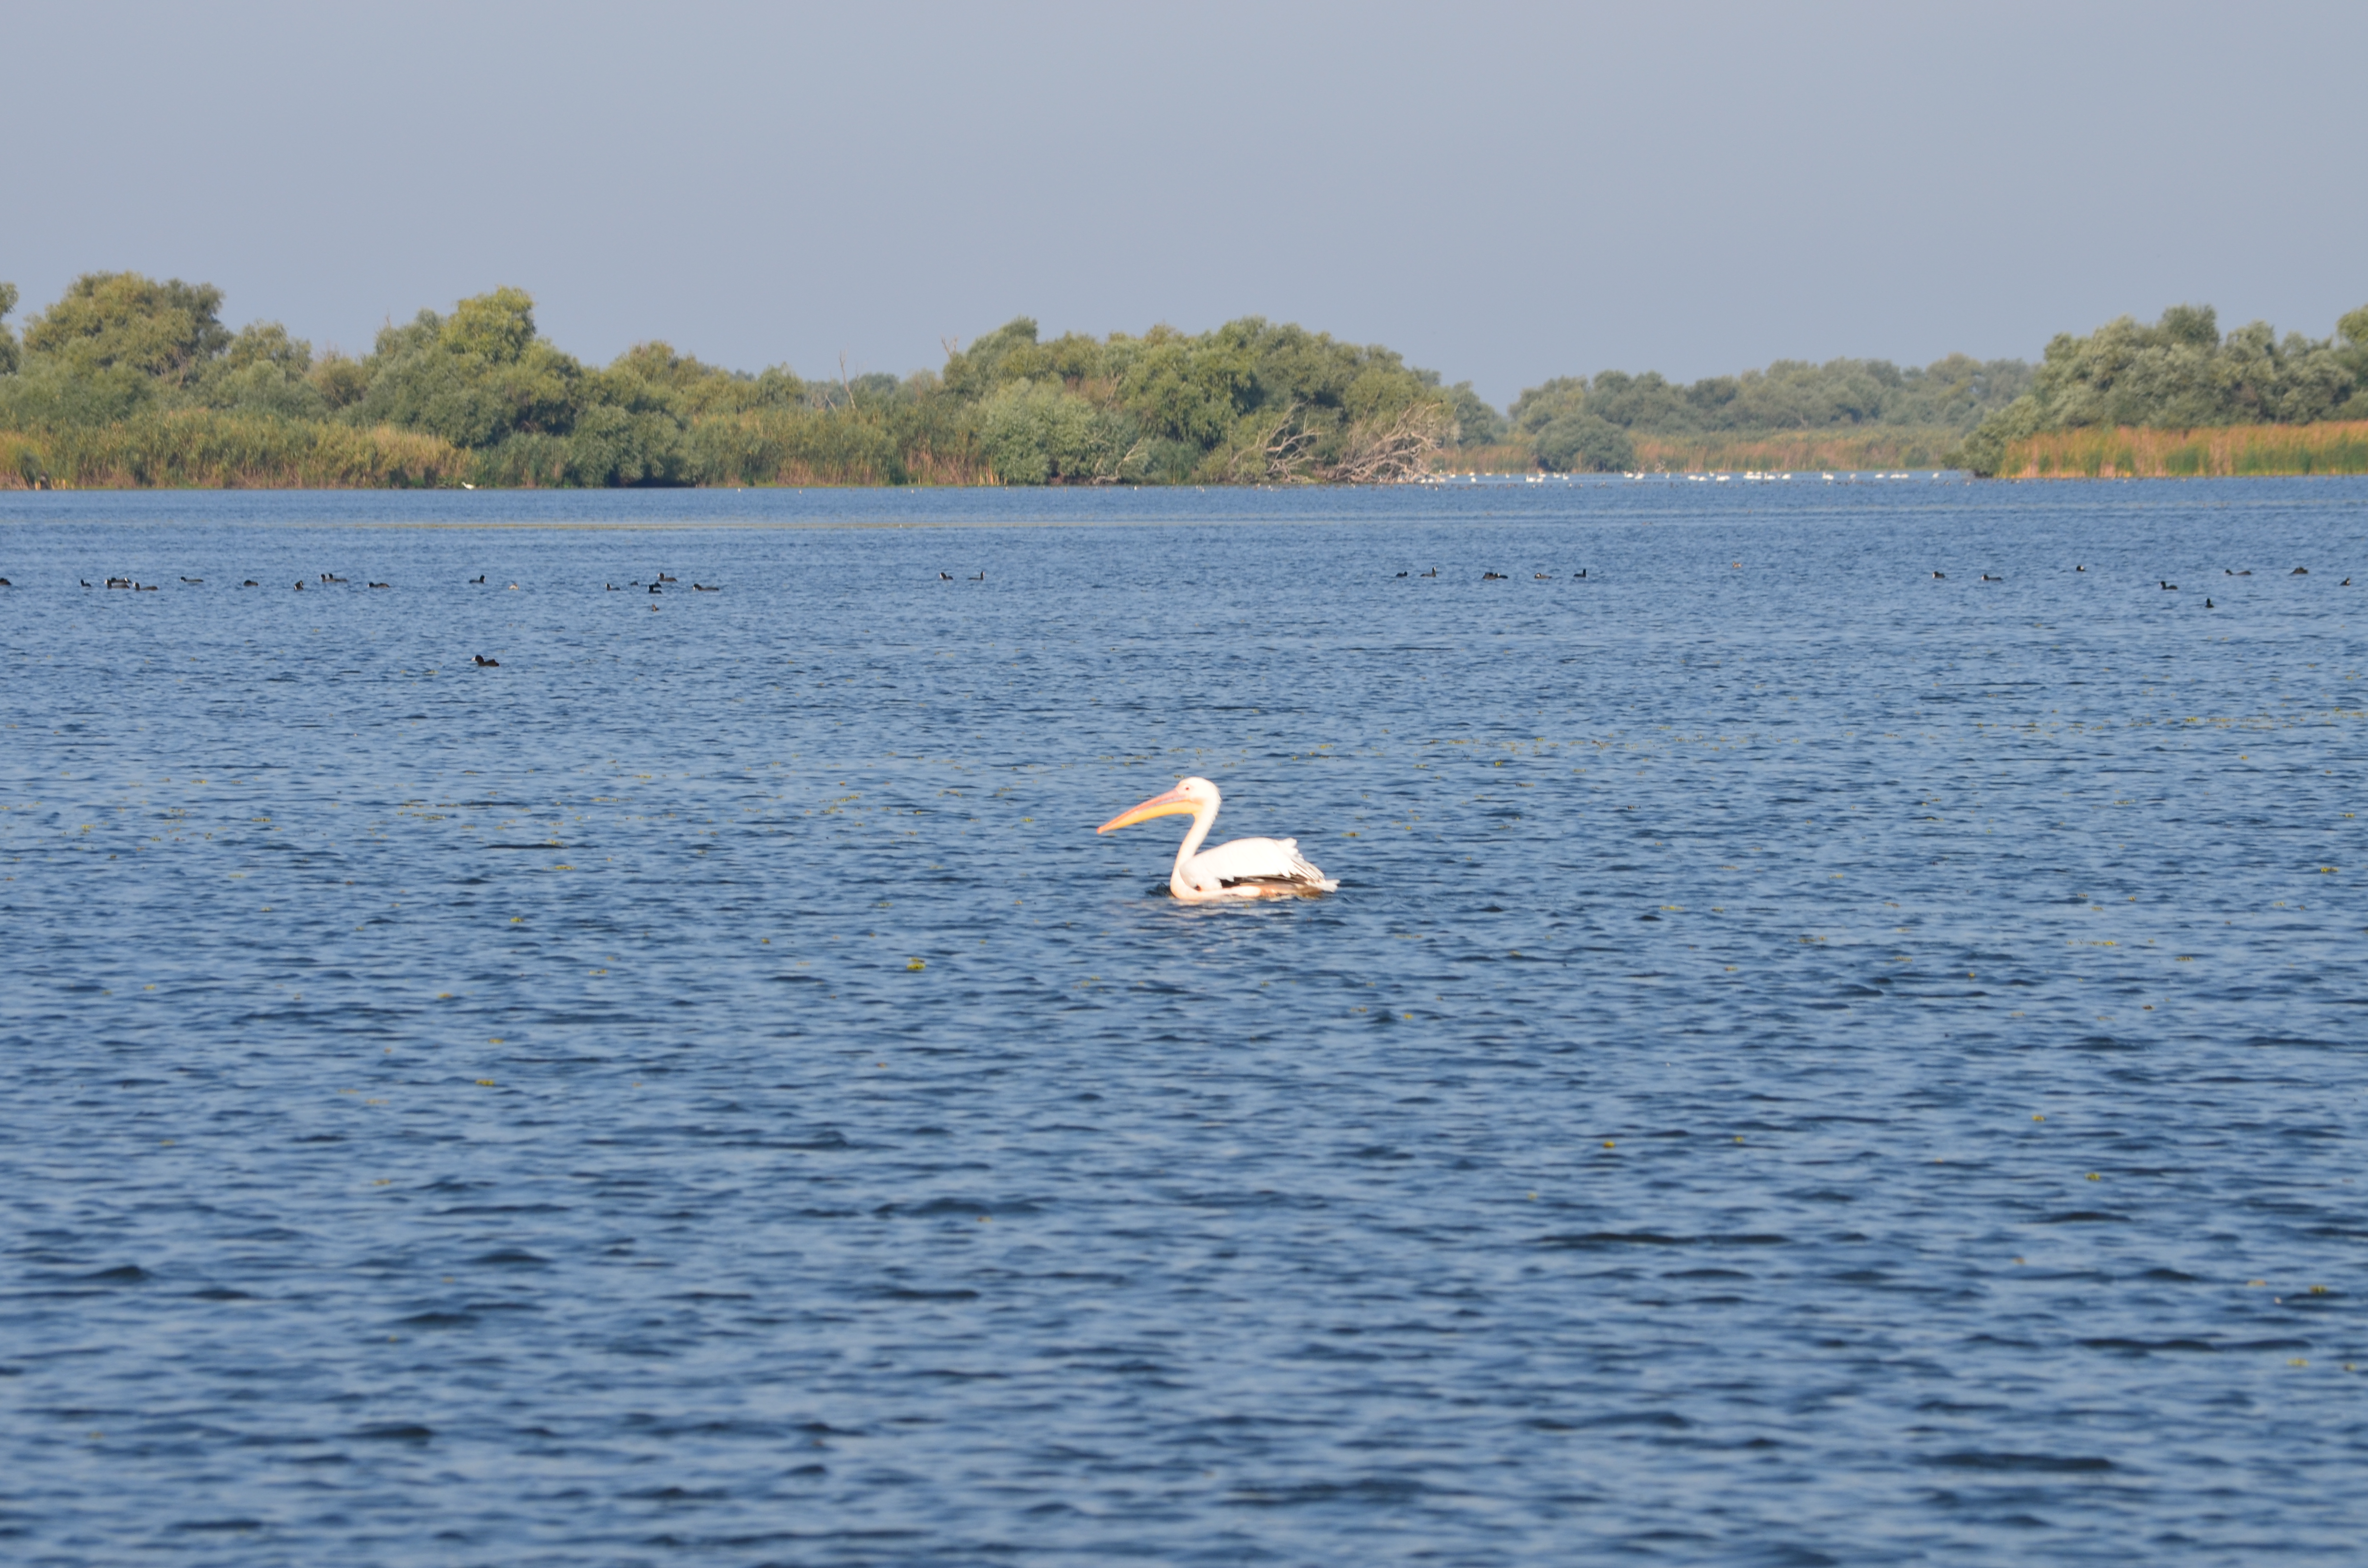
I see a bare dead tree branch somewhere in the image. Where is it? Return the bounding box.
[1323,401,1454,484]
[1219,404,1324,484]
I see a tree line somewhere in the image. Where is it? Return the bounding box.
[1502,355,2036,474]
[1952,303,2368,475]
[0,274,1482,487]
[2,273,2363,485]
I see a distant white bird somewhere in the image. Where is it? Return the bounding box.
[1098,777,1337,902]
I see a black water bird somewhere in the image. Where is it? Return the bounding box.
[81,580,92,588]
[694,583,720,592]
[0,578,11,587]
[1482,571,1506,580]
[1535,572,1551,579]
[473,654,499,667]
[2234,569,2252,576]
[2292,566,2308,575]
[1395,571,1408,577]
[971,571,984,581]
[294,580,305,590]
[1574,569,1586,579]
[242,580,258,587]
[2343,578,2353,587]
[181,576,203,584]
[648,583,662,594]
[606,583,618,591]
[2161,581,2177,590]
[2207,598,2215,608]
[1982,574,2002,581]
[939,572,952,580]
[136,583,157,591]
[657,572,677,582]
[1421,568,1437,577]
[1932,570,1946,578]
[471,574,486,584]
[2075,564,2085,572]
[369,581,391,589]
[321,573,346,584]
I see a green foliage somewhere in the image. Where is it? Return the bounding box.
[1510,355,2031,443]
[0,274,1457,488]
[0,272,336,435]
[1510,352,2038,474]
[939,315,1457,484]
[977,380,1135,483]
[1532,412,1635,473]
[0,282,19,377]
[0,353,160,429]
[1116,326,1252,446]
[197,322,324,420]
[23,272,232,385]
[940,318,1045,399]
[441,287,538,362]
[309,351,370,411]
[351,291,588,447]
[606,341,807,417]
[1444,381,1504,446]
[1955,303,2368,474]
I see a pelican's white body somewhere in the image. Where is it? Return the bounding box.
[1173,832,1333,899]
[1098,777,1338,902]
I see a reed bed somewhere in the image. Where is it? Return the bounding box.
[1430,429,1966,476]
[60,414,2353,487]
[0,413,465,488]
[681,412,990,487]
[0,412,1003,490]
[2002,421,2368,478]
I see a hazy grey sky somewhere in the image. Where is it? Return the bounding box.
[7,0,2362,404]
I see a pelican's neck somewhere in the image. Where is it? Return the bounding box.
[1169,792,1219,893]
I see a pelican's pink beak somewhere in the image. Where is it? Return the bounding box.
[1098,784,1198,833]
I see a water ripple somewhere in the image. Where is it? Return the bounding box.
[1,478,2364,1564]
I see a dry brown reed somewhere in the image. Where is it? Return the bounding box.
[0,414,465,488]
[2001,421,2368,478]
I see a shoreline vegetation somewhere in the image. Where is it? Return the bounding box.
[0,275,2362,488]
[1953,303,2368,478]
[1997,419,2368,479]
[1443,429,1978,477]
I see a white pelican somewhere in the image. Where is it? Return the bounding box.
[1097,777,1338,902]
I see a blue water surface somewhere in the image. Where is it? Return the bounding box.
[2,477,2365,1566]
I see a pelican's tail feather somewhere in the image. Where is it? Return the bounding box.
[1217,838,1336,896]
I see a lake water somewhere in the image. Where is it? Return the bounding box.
[2,477,2364,1566]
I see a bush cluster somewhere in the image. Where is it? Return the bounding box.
[1502,355,2035,473]
[11,274,2358,486]
[1952,304,2368,475]
[0,276,1468,487]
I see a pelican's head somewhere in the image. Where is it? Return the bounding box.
[1098,776,1219,833]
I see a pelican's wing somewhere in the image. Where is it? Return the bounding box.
[1186,835,1338,893]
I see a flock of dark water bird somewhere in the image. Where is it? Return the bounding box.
[2,561,2350,594]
